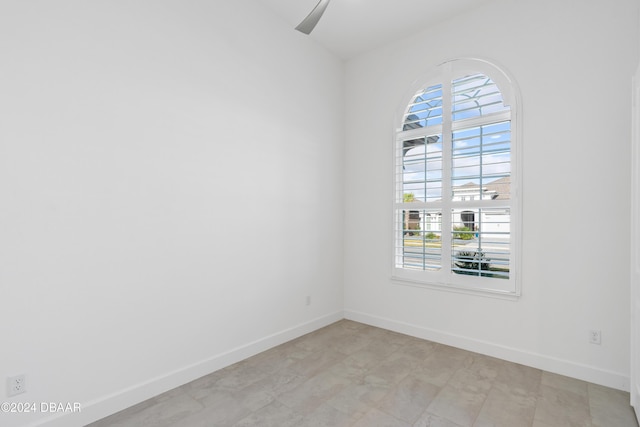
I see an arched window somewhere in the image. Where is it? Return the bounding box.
[393,59,520,296]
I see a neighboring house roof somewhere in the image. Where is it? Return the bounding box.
[456,182,480,190]
[484,177,510,200]
[451,177,510,201]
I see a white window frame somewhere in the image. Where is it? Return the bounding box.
[391,58,522,298]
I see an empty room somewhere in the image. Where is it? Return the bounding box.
[2,0,640,426]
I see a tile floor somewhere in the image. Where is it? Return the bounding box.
[88,320,639,427]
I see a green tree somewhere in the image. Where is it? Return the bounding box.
[452,226,474,240]
[403,193,417,234]
[403,193,416,203]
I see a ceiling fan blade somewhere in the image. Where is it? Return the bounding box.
[295,0,331,34]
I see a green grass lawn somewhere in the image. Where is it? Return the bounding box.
[403,238,441,248]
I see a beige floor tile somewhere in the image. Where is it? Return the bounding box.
[88,321,639,427]
[324,328,374,355]
[588,383,638,427]
[473,385,536,427]
[232,400,303,427]
[302,402,361,426]
[182,389,252,426]
[250,367,308,398]
[87,389,204,427]
[378,376,441,423]
[326,359,369,383]
[325,381,391,419]
[342,340,404,371]
[364,353,415,388]
[413,345,474,387]
[180,369,227,397]
[352,407,412,427]
[288,329,336,353]
[178,404,251,427]
[287,347,347,378]
[229,378,276,412]
[413,411,465,427]
[426,383,488,427]
[447,367,495,395]
[401,337,439,362]
[533,383,591,427]
[531,419,561,427]
[494,361,542,395]
[277,370,352,415]
[211,360,271,391]
[540,371,588,398]
[240,345,299,374]
[465,354,504,381]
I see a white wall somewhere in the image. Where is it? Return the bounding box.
[631,56,640,418]
[344,0,639,391]
[0,1,344,426]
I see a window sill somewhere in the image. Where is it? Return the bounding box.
[391,274,521,300]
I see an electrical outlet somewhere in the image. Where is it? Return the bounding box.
[589,330,602,345]
[7,374,26,396]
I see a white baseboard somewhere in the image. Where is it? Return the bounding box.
[30,311,343,427]
[344,309,630,392]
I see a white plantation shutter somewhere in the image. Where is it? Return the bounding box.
[403,84,443,129]
[393,60,520,297]
[452,74,509,121]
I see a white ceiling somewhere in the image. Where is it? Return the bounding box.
[261,0,494,59]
